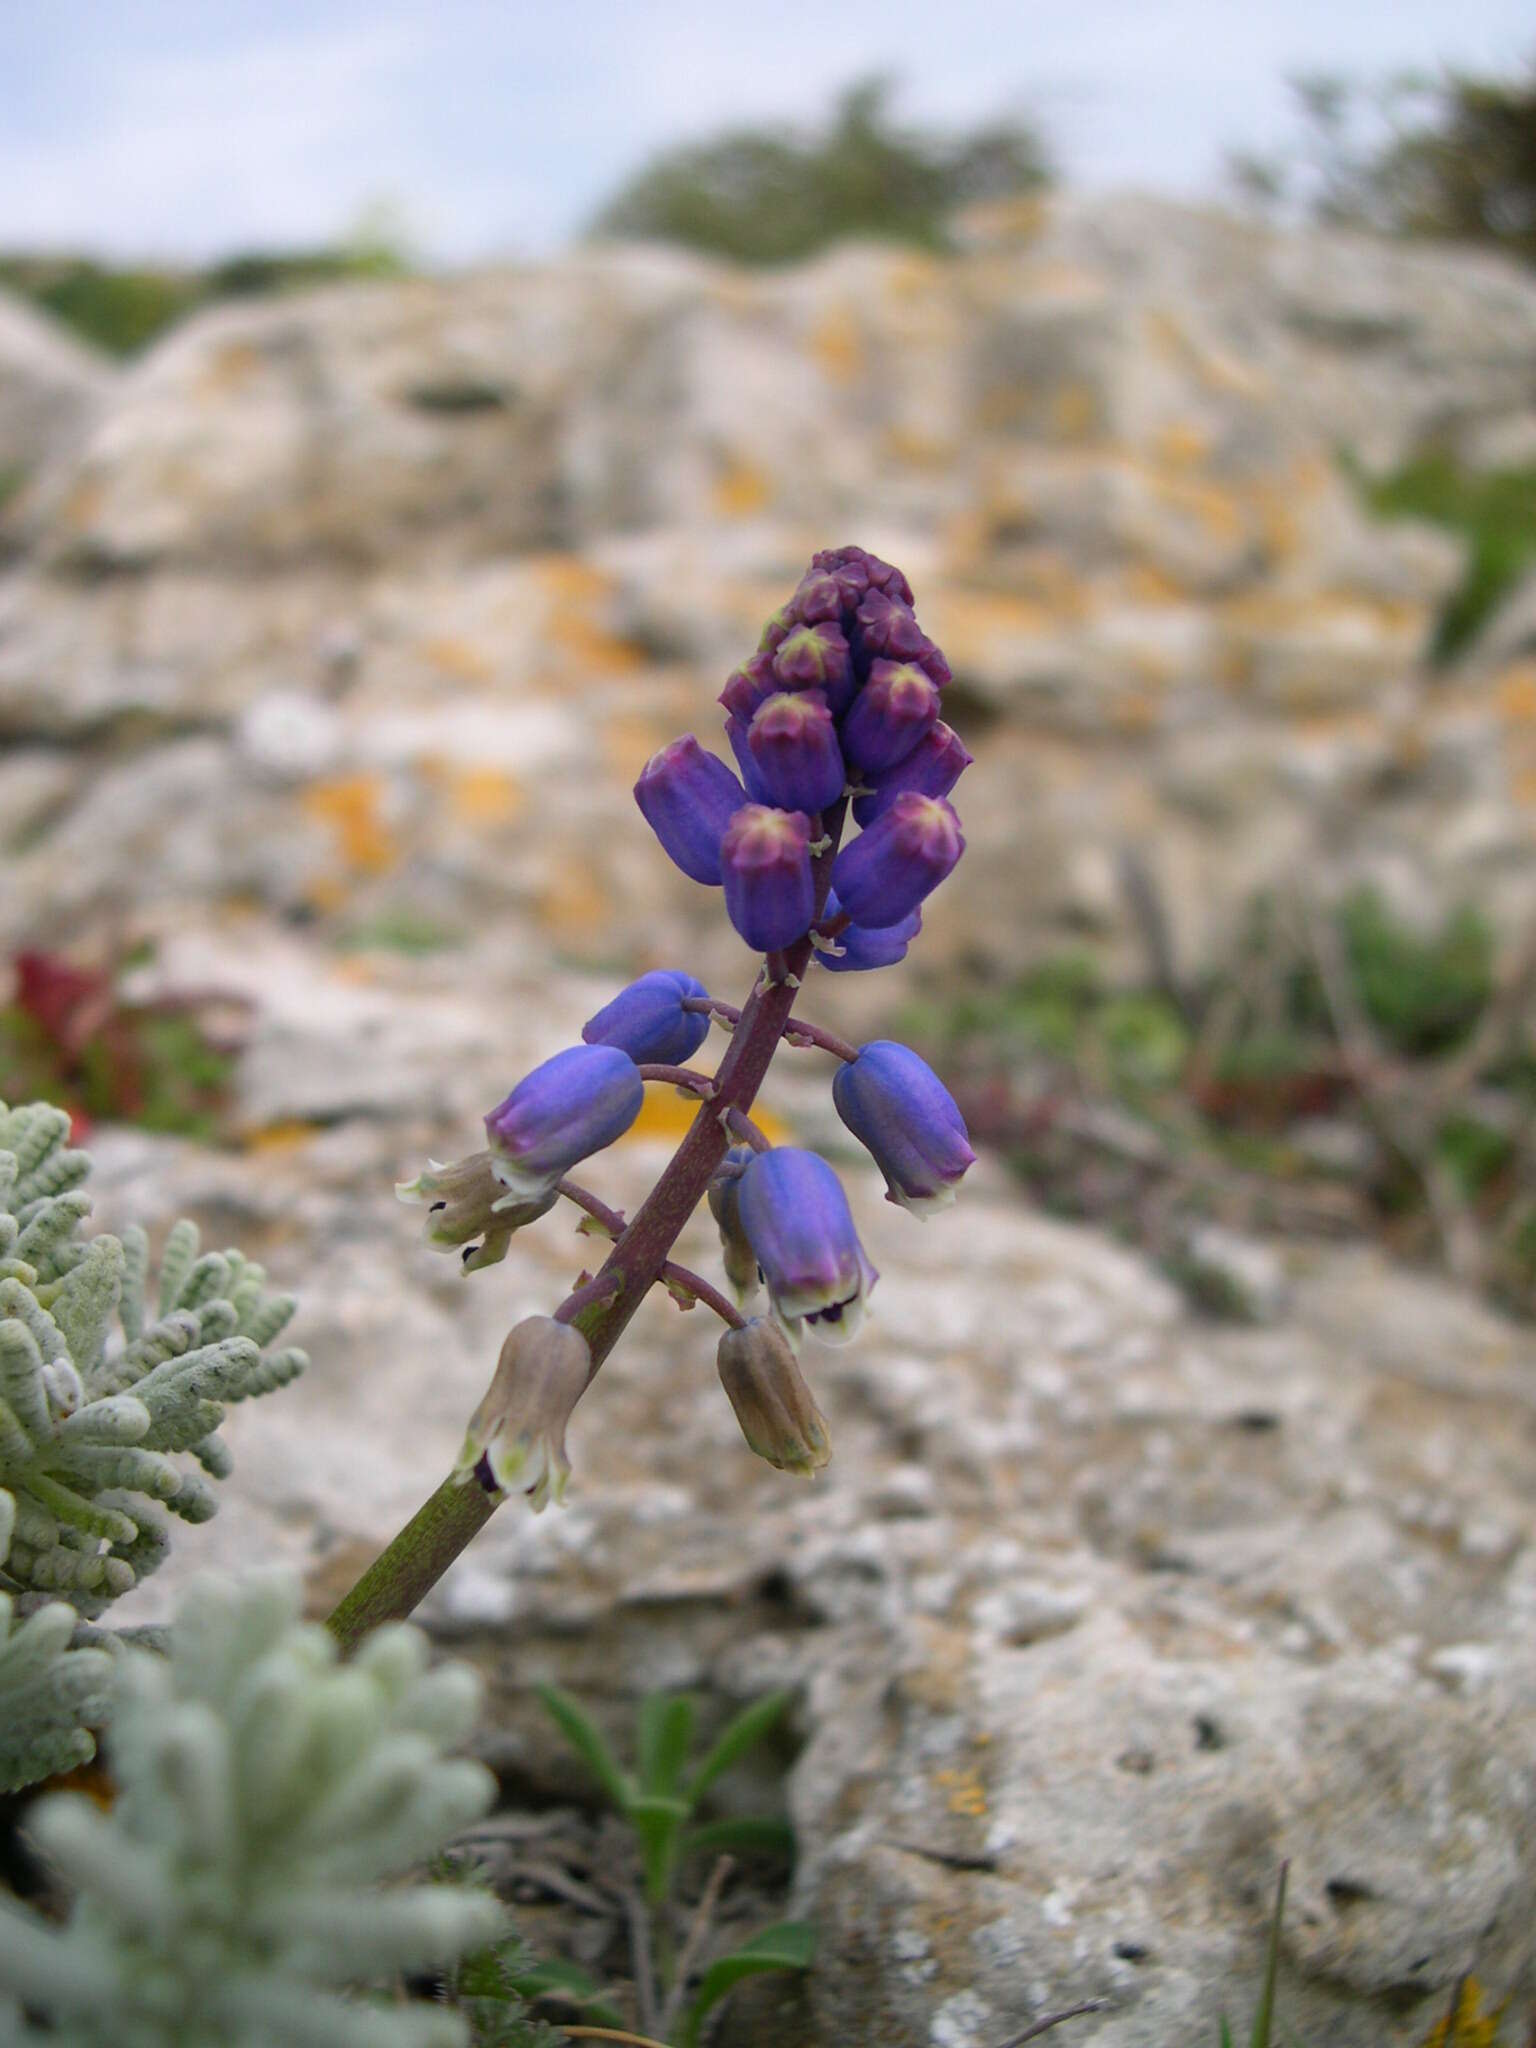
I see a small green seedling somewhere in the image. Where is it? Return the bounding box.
[536,1683,811,2045]
[1218,1862,1289,2048]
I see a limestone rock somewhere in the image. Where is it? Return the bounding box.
[0,291,112,511]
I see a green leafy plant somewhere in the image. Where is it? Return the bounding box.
[536,1683,811,2044]
[1355,454,1536,661]
[0,1097,306,1787]
[0,1572,504,2047]
[1217,1863,1287,2048]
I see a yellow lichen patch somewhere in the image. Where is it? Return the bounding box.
[602,713,680,784]
[1416,1977,1507,2048]
[1050,382,1100,442]
[712,458,772,520]
[1148,470,1247,546]
[420,636,492,684]
[619,1086,792,1149]
[1154,421,1212,471]
[534,866,611,939]
[811,306,863,385]
[446,765,523,826]
[239,1120,318,1155]
[528,554,644,676]
[1496,663,1536,725]
[302,774,399,875]
[200,341,264,396]
[1122,563,1188,607]
[62,478,103,533]
[882,423,953,469]
[934,1766,989,1819]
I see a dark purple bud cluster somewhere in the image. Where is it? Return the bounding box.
[635,544,969,965]
[398,548,979,1517]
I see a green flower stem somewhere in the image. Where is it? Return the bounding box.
[326,807,845,1651]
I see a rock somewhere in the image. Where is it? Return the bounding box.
[1472,571,1536,669]
[83,1102,1536,2046]
[1169,1224,1290,1323]
[0,291,112,511]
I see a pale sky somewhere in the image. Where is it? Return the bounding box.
[1,0,1531,263]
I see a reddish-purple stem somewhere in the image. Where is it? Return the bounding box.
[325,803,846,1648]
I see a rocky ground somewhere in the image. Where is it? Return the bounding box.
[4,194,1536,2042]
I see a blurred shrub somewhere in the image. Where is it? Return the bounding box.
[0,210,412,358]
[1355,454,1536,660]
[0,948,243,1139]
[1229,56,1536,267]
[590,75,1050,265]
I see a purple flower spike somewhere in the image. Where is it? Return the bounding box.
[747,689,846,814]
[816,894,922,972]
[720,805,815,953]
[772,622,855,715]
[719,653,778,723]
[737,1147,878,1346]
[635,736,746,886]
[582,970,710,1066]
[811,544,914,609]
[852,719,972,827]
[485,1044,645,1201]
[832,1041,977,1216]
[840,660,940,776]
[830,792,964,930]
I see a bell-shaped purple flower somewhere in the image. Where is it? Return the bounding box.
[719,653,778,723]
[852,719,972,826]
[724,714,773,804]
[772,622,855,716]
[721,805,815,953]
[747,689,846,814]
[635,736,746,886]
[736,1147,878,1346]
[840,660,940,776]
[582,970,710,1066]
[832,1040,977,1216]
[485,1044,645,1201]
[815,894,922,972]
[830,793,964,930]
[707,1144,761,1305]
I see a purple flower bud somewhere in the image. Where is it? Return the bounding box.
[719,652,778,723]
[830,793,964,930]
[791,571,843,625]
[485,1044,645,1201]
[853,589,932,664]
[832,1041,977,1216]
[708,1144,762,1306]
[717,1318,831,1474]
[815,894,922,972]
[758,602,796,654]
[772,622,855,716]
[840,660,940,776]
[582,970,710,1066]
[720,805,815,953]
[810,544,914,609]
[747,688,846,814]
[736,1147,878,1346]
[635,736,746,886]
[453,1315,591,1510]
[852,720,972,826]
[725,714,773,803]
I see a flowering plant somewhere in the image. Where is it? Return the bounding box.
[329,546,975,1647]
